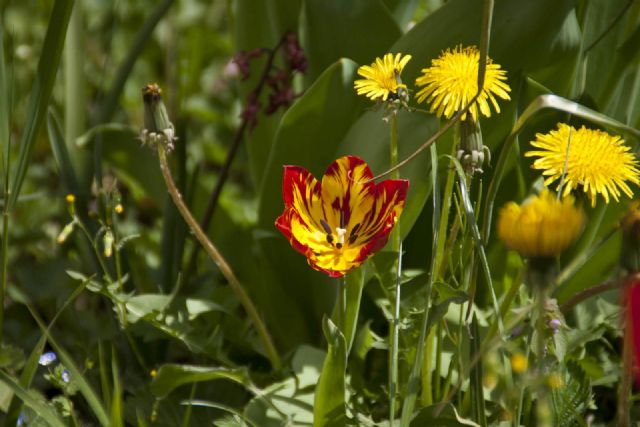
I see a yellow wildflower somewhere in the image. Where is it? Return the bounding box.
[354,53,412,102]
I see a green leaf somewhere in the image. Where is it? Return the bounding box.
[27,307,110,427]
[125,294,173,323]
[337,109,438,240]
[235,0,302,188]
[313,317,347,427]
[0,371,67,427]
[255,59,364,349]
[150,364,252,399]
[77,124,166,206]
[303,0,401,81]
[8,0,74,210]
[411,403,481,426]
[47,109,80,193]
[0,344,24,370]
[292,345,325,389]
[392,0,579,83]
[185,298,230,320]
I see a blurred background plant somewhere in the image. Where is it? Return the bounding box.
[0,0,640,426]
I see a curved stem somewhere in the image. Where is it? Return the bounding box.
[559,280,618,313]
[157,144,281,369]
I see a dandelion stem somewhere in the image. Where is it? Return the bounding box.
[157,144,281,369]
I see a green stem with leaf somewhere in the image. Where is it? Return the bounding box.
[157,144,281,369]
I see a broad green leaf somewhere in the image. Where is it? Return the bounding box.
[337,108,438,239]
[125,294,173,323]
[150,364,251,399]
[256,59,364,349]
[8,0,74,210]
[411,403,481,426]
[382,0,422,30]
[235,0,302,188]
[303,0,401,81]
[292,345,325,389]
[392,0,579,84]
[313,317,347,427]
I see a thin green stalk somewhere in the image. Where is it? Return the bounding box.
[421,327,435,406]
[336,276,345,333]
[399,144,440,427]
[157,144,281,369]
[434,321,442,401]
[0,212,7,342]
[389,111,401,424]
[181,383,198,427]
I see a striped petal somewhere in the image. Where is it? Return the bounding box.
[276,155,409,277]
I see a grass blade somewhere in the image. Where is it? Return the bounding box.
[8,0,74,210]
[2,335,46,427]
[110,345,124,427]
[27,306,110,427]
[3,278,87,427]
[0,371,67,427]
[0,24,9,182]
[48,109,80,194]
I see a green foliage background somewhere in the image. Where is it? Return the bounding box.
[0,0,639,426]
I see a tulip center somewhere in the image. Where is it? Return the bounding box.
[320,218,360,250]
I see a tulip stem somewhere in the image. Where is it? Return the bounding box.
[337,276,346,333]
[389,111,401,424]
[157,143,281,369]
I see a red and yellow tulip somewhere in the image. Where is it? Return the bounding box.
[275,155,409,277]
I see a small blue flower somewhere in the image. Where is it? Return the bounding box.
[16,412,25,426]
[61,369,70,383]
[38,351,57,366]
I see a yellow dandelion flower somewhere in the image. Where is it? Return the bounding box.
[354,53,412,101]
[510,353,528,374]
[415,45,510,121]
[525,123,640,207]
[66,194,76,204]
[497,190,585,258]
[547,373,563,389]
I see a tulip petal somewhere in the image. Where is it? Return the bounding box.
[275,155,409,277]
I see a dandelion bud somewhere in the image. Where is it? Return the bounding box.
[141,83,176,150]
[115,204,124,215]
[458,118,488,175]
[57,221,75,244]
[103,230,114,258]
